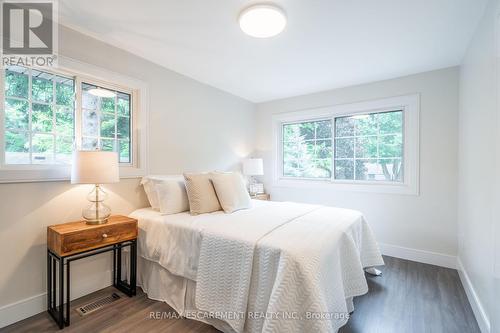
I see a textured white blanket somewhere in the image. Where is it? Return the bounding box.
[195,202,383,333]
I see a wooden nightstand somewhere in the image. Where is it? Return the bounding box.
[47,215,138,329]
[251,193,270,201]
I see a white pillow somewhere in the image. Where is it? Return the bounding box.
[155,179,189,215]
[141,175,183,210]
[210,172,251,213]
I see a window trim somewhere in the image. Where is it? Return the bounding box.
[0,55,149,183]
[272,94,419,195]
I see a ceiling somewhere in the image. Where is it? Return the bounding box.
[59,0,488,103]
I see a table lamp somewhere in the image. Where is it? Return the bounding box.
[71,150,119,224]
[243,158,264,195]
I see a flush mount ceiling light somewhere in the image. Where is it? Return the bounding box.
[239,4,287,38]
[88,87,116,98]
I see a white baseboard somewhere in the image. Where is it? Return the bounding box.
[0,269,113,329]
[0,293,47,330]
[378,243,457,269]
[456,258,491,333]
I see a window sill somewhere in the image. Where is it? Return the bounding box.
[274,177,419,195]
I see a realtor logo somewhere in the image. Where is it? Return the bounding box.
[1,0,58,67]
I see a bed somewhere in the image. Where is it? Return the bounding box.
[128,199,384,333]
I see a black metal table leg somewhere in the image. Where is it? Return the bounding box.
[112,245,117,286]
[130,240,137,296]
[47,251,64,329]
[117,245,122,284]
[52,256,56,310]
[47,250,51,313]
[112,240,136,297]
[65,260,70,326]
[58,257,64,329]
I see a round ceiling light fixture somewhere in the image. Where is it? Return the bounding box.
[239,4,287,38]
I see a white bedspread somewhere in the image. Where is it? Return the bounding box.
[130,200,383,333]
[130,207,203,280]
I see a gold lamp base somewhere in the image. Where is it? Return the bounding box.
[84,217,109,225]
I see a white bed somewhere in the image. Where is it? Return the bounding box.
[129,199,384,333]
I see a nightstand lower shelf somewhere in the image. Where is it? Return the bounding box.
[47,240,137,329]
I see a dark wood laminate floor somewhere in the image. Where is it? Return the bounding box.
[340,256,480,333]
[1,256,479,333]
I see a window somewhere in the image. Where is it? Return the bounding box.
[2,65,133,165]
[0,58,148,183]
[81,83,131,163]
[4,66,75,165]
[273,95,419,195]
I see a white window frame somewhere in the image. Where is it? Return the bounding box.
[272,94,419,195]
[0,55,149,183]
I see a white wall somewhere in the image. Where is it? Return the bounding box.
[0,25,255,327]
[458,0,499,331]
[256,67,459,258]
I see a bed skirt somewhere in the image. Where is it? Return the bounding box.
[135,255,236,333]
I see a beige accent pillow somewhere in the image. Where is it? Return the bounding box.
[155,179,190,215]
[211,172,251,213]
[183,173,222,215]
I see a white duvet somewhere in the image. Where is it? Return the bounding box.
[130,200,383,333]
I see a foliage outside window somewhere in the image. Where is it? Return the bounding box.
[3,65,133,165]
[4,65,75,164]
[281,110,404,182]
[334,111,403,182]
[282,120,332,178]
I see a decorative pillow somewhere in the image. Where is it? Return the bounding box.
[211,172,251,213]
[183,173,222,215]
[141,175,183,210]
[155,179,189,215]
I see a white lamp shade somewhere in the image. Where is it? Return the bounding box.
[71,151,119,184]
[243,158,264,176]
